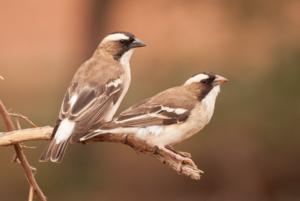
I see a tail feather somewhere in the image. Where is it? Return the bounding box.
[40,119,75,163]
[39,140,53,162]
[51,140,69,163]
[39,138,70,163]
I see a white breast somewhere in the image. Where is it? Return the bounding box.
[201,85,220,121]
[139,86,220,146]
[103,50,133,121]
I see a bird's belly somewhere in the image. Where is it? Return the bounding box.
[139,104,212,146]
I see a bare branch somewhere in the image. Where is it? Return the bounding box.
[10,113,38,127]
[0,101,14,131]
[0,126,52,145]
[28,186,34,201]
[15,118,22,130]
[0,126,203,180]
[88,133,203,180]
[0,100,47,201]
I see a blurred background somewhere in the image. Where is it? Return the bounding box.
[1,0,300,200]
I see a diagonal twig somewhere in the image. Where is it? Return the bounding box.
[0,100,47,201]
[9,113,38,127]
[28,186,34,201]
[15,118,37,199]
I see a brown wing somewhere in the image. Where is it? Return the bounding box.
[56,58,124,142]
[105,87,197,128]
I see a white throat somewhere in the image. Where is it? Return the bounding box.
[120,49,134,67]
[119,49,133,88]
[104,49,133,121]
[202,85,220,118]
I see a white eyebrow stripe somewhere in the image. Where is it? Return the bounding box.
[102,33,129,43]
[184,74,209,85]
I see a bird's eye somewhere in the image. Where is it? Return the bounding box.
[201,79,209,84]
[119,39,127,44]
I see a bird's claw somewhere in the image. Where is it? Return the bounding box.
[161,146,196,167]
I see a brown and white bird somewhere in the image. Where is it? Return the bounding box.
[40,32,145,162]
[80,73,228,153]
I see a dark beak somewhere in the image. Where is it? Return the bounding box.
[213,75,229,85]
[130,38,146,48]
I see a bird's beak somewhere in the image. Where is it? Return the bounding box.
[214,75,229,85]
[130,38,146,48]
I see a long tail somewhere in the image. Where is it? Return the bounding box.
[39,138,70,163]
[40,119,75,163]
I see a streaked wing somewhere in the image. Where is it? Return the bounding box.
[111,86,198,127]
[111,104,191,127]
[105,87,197,128]
[58,79,123,141]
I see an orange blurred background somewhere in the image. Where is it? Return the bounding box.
[1,0,300,200]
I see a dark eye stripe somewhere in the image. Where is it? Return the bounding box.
[119,38,133,46]
[201,76,215,84]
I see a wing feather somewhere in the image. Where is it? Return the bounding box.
[105,87,196,128]
[57,78,123,142]
[104,104,191,128]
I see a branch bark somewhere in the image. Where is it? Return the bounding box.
[0,126,203,180]
[0,100,47,201]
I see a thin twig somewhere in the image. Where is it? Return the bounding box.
[15,118,21,130]
[15,117,37,171]
[0,101,14,131]
[0,100,47,201]
[11,118,22,164]
[28,186,34,201]
[10,113,38,127]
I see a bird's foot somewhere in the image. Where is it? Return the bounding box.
[165,145,192,158]
[160,146,196,167]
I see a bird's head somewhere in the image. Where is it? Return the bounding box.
[98,31,145,63]
[184,72,228,101]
